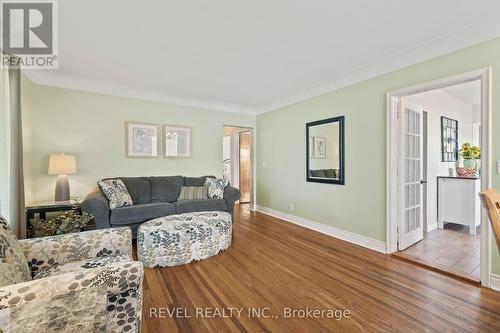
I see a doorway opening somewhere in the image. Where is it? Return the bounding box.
[387,68,491,286]
[223,126,253,205]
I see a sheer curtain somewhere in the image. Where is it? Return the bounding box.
[0,58,25,238]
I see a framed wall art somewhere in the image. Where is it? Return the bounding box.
[441,116,458,162]
[164,125,191,158]
[125,121,160,158]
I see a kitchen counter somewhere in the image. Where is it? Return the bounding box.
[437,176,480,235]
[436,175,479,180]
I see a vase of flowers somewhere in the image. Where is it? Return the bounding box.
[458,143,481,176]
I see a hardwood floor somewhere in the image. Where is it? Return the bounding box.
[394,224,481,281]
[140,205,500,332]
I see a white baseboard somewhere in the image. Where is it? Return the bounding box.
[491,274,500,291]
[426,223,437,232]
[254,205,387,254]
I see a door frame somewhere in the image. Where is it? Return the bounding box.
[386,68,492,286]
[222,125,255,206]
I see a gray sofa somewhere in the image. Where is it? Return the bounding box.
[308,169,339,178]
[82,175,240,237]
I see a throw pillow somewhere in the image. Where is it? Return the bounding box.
[98,179,134,209]
[204,177,229,199]
[177,186,209,200]
[0,215,32,287]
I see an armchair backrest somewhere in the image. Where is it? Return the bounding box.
[479,189,500,252]
[0,215,32,286]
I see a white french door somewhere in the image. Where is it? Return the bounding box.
[398,99,424,250]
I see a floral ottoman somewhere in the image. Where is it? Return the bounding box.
[137,211,232,268]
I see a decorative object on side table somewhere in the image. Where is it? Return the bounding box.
[25,200,92,238]
[48,153,77,201]
[456,143,481,177]
[30,208,94,238]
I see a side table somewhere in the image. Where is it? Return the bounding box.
[25,200,84,238]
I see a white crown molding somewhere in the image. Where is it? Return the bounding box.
[491,274,500,291]
[22,71,258,115]
[254,204,387,254]
[256,14,500,114]
[22,14,500,116]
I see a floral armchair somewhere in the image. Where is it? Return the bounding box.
[0,215,143,333]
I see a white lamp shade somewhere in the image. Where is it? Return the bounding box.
[48,154,77,175]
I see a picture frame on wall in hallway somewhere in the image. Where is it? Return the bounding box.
[125,121,160,158]
[164,125,191,158]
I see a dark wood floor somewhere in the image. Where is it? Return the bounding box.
[140,205,500,333]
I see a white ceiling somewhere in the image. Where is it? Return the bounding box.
[441,80,481,106]
[24,1,500,114]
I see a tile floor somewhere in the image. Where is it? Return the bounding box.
[401,223,480,280]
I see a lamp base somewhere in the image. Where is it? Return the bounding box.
[55,175,70,201]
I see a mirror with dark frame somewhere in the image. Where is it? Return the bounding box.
[306,116,345,185]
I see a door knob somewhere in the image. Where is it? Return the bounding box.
[420,180,427,184]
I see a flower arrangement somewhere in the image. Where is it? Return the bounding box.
[460,143,481,160]
[30,209,94,238]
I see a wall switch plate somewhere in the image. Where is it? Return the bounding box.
[261,161,266,168]
[497,161,500,174]
[289,203,294,211]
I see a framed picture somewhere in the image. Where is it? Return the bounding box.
[164,125,191,158]
[313,137,326,159]
[441,116,458,162]
[125,121,160,158]
[308,136,313,158]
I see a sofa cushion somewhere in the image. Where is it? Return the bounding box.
[174,199,226,214]
[324,169,337,178]
[183,176,213,187]
[98,179,133,209]
[119,177,151,204]
[150,176,183,203]
[0,215,32,287]
[310,169,326,177]
[110,203,175,225]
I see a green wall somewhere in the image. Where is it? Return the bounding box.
[21,78,255,203]
[21,37,500,275]
[256,37,500,274]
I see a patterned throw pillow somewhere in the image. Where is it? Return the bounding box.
[204,177,229,199]
[177,186,208,200]
[0,215,32,287]
[98,179,134,209]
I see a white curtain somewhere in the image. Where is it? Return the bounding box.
[0,58,25,238]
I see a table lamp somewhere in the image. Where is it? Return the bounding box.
[48,153,77,201]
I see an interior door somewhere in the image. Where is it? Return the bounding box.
[398,99,424,250]
[239,131,252,203]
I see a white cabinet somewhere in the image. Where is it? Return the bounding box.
[437,176,481,235]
